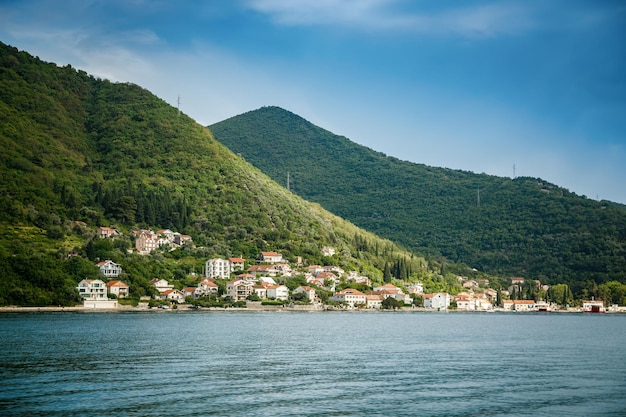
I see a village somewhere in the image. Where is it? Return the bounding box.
[72,227,620,314]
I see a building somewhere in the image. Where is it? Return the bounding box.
[582,300,606,313]
[423,293,450,310]
[258,251,283,263]
[206,258,232,279]
[226,279,254,301]
[149,278,174,293]
[267,285,289,301]
[96,260,122,278]
[98,226,118,239]
[106,280,129,298]
[330,288,367,307]
[196,279,219,297]
[293,286,316,302]
[365,294,383,309]
[229,257,245,272]
[77,279,108,301]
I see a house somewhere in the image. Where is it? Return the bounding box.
[106,280,129,298]
[77,279,118,308]
[267,285,289,301]
[206,258,232,279]
[511,277,525,285]
[150,278,174,293]
[229,257,245,272]
[366,294,383,309]
[248,264,283,277]
[373,284,403,294]
[293,286,316,302]
[182,287,198,298]
[423,293,450,310]
[77,279,108,301]
[98,226,118,239]
[346,271,370,286]
[226,279,254,301]
[196,279,219,297]
[252,284,268,299]
[463,280,479,289]
[134,229,161,254]
[455,295,476,311]
[258,251,283,263]
[96,260,122,278]
[407,282,424,295]
[513,300,536,311]
[173,234,192,246]
[160,289,185,303]
[330,288,367,307]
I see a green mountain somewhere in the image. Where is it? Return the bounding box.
[0,42,446,306]
[209,106,626,292]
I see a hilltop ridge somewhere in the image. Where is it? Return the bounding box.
[0,42,445,306]
[210,106,626,290]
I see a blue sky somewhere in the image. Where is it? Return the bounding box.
[2,0,625,203]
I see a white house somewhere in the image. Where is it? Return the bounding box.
[98,226,118,239]
[267,285,289,301]
[196,279,219,297]
[258,251,283,263]
[366,294,383,309]
[293,286,316,302]
[407,282,424,295]
[106,280,129,298]
[150,278,174,293]
[229,257,245,272]
[206,258,232,279]
[160,289,185,303]
[77,279,108,301]
[423,293,450,310]
[96,260,122,278]
[330,288,367,307]
[514,300,536,311]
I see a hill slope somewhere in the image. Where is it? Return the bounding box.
[210,106,626,290]
[0,42,444,306]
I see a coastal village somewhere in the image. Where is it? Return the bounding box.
[72,227,624,313]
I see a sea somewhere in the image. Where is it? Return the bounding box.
[0,311,625,417]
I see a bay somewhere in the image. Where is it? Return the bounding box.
[0,311,625,417]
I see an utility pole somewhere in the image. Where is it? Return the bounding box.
[513,163,516,179]
[177,94,181,117]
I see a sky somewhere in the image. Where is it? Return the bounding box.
[1,0,625,203]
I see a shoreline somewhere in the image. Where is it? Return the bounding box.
[0,305,623,314]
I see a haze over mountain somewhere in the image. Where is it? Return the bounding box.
[0,42,443,306]
[210,106,626,290]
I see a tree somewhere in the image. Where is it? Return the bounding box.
[383,262,392,283]
[381,296,403,310]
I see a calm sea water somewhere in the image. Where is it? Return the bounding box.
[0,311,624,417]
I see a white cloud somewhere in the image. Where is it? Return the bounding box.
[245,0,536,37]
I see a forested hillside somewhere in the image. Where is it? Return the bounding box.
[0,42,446,306]
[210,106,626,292]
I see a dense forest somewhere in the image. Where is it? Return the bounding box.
[0,42,455,306]
[210,106,626,293]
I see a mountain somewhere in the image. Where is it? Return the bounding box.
[0,42,445,306]
[209,106,626,291]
